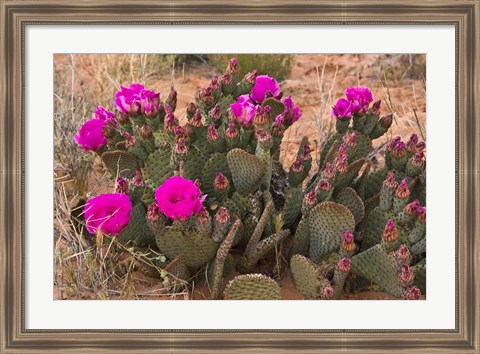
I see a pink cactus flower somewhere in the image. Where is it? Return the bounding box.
[84,193,132,235]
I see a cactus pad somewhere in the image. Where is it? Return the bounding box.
[335,187,365,225]
[227,148,266,195]
[290,216,310,258]
[290,254,330,298]
[262,97,285,119]
[223,274,281,300]
[117,203,155,247]
[308,202,355,263]
[154,227,218,269]
[143,148,174,188]
[101,150,140,179]
[350,244,403,297]
[282,186,303,228]
[183,147,206,181]
[201,152,232,197]
[412,263,426,295]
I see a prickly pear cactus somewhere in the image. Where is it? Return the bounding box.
[223,274,281,300]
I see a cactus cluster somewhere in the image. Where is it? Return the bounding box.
[73,58,426,300]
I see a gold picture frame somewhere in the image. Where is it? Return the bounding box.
[1,1,479,352]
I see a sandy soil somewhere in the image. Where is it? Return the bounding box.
[54,54,426,301]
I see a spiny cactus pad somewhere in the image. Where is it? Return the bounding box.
[335,187,365,225]
[412,263,426,295]
[290,216,310,258]
[143,148,174,188]
[282,186,303,228]
[154,227,219,269]
[118,203,155,247]
[350,244,403,297]
[223,274,281,300]
[290,254,330,298]
[308,202,355,263]
[101,150,140,179]
[227,148,266,195]
[201,152,232,197]
[183,147,207,181]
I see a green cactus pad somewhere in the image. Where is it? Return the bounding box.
[143,148,174,189]
[117,203,156,247]
[319,133,342,169]
[354,131,373,161]
[350,244,403,297]
[361,207,396,250]
[335,187,365,225]
[227,148,266,195]
[410,237,426,255]
[183,147,206,181]
[220,198,243,218]
[334,158,365,191]
[155,227,218,269]
[308,202,355,263]
[290,216,310,258]
[364,166,389,199]
[164,255,188,282]
[101,150,140,179]
[201,152,232,197]
[412,263,426,295]
[140,185,155,205]
[290,254,330,298]
[223,274,281,300]
[282,186,303,228]
[262,97,285,119]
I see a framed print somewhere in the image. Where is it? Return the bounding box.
[1,1,479,352]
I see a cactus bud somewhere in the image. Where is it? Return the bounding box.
[165,88,177,112]
[405,199,420,215]
[226,120,239,139]
[384,171,398,189]
[209,103,222,120]
[226,57,238,75]
[244,70,258,84]
[395,178,410,199]
[416,141,426,152]
[164,112,177,134]
[341,230,356,252]
[343,131,357,148]
[131,171,145,187]
[215,207,230,224]
[416,206,426,223]
[253,105,271,126]
[140,125,153,139]
[379,113,393,129]
[405,286,421,300]
[117,113,130,125]
[193,179,202,189]
[122,131,136,148]
[210,75,220,91]
[196,207,210,223]
[370,99,381,116]
[400,264,415,285]
[271,122,285,137]
[304,189,317,206]
[335,154,348,174]
[322,162,335,179]
[383,219,398,242]
[337,258,351,272]
[406,133,419,153]
[412,151,425,167]
[322,286,335,300]
[191,109,203,128]
[316,179,330,192]
[186,102,197,119]
[392,140,406,159]
[220,73,232,86]
[214,172,229,191]
[102,124,116,139]
[195,86,215,106]
[174,125,186,139]
[395,244,412,262]
[255,129,273,150]
[115,177,129,195]
[207,123,220,142]
[301,142,313,161]
[291,157,304,173]
[147,203,162,222]
[174,138,188,155]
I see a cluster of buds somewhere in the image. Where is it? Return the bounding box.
[335,145,349,174]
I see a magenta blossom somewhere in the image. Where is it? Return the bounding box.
[115,83,144,115]
[332,98,353,121]
[74,119,107,152]
[93,106,117,127]
[155,176,206,222]
[276,96,302,126]
[250,75,280,103]
[139,89,161,118]
[230,94,256,126]
[345,86,374,115]
[84,193,132,236]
